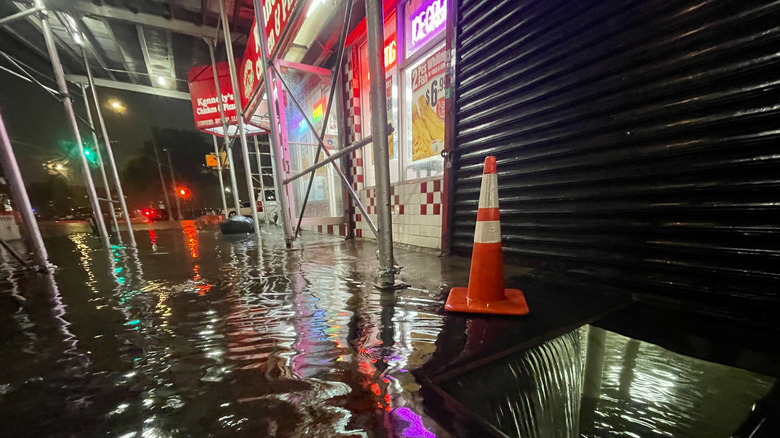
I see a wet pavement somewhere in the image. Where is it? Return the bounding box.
[0,223,777,437]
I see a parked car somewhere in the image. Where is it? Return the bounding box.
[225,192,278,223]
[141,208,169,221]
[192,208,218,218]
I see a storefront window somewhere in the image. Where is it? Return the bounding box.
[403,43,445,180]
[357,3,447,187]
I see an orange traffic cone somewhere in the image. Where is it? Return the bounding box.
[445,156,529,315]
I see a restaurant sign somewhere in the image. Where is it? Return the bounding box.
[241,0,298,117]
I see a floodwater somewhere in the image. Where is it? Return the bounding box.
[0,224,776,437]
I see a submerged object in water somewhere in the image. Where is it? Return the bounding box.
[219,216,254,234]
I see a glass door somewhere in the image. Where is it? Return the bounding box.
[274,59,345,226]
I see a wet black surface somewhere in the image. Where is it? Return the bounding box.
[0,224,778,437]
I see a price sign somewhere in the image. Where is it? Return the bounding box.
[410,46,446,161]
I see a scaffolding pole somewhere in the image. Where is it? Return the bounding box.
[206,39,241,215]
[82,48,137,246]
[212,136,228,216]
[80,82,120,242]
[0,111,49,269]
[36,0,110,247]
[364,0,396,288]
[219,0,260,235]
[252,0,294,246]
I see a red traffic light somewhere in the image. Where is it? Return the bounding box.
[176,187,192,199]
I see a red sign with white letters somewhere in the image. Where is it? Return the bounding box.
[241,0,298,119]
[187,62,237,132]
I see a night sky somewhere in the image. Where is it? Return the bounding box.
[0,69,198,183]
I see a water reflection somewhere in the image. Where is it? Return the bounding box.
[0,229,775,437]
[433,322,775,438]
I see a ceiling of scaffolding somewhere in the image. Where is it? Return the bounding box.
[0,0,359,101]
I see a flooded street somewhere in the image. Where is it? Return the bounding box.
[0,225,776,437]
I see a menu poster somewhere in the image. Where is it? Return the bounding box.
[410,46,446,161]
[386,76,395,160]
[371,75,396,164]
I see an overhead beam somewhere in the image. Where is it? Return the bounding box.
[0,5,42,26]
[136,24,158,86]
[73,16,117,81]
[49,1,240,40]
[99,17,140,84]
[65,74,190,100]
[12,3,82,69]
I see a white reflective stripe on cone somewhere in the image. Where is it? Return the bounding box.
[474,220,502,244]
[478,173,499,209]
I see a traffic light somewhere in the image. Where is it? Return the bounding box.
[177,187,192,200]
[83,148,97,165]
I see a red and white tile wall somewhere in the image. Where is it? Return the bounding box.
[354,178,443,249]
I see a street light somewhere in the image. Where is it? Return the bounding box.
[107,99,126,115]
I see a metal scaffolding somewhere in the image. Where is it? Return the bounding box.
[80,82,121,240]
[0,111,50,270]
[364,0,397,288]
[36,0,110,247]
[252,0,294,246]
[206,38,242,216]
[83,51,137,247]
[219,0,261,235]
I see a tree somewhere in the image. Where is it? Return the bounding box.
[121,128,223,210]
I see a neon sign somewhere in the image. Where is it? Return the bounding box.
[384,34,397,70]
[312,101,324,124]
[411,0,446,49]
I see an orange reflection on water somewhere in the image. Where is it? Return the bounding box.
[182,224,198,258]
[193,264,211,295]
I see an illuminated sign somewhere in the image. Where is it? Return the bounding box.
[312,101,324,124]
[240,0,298,118]
[410,0,446,49]
[384,34,397,70]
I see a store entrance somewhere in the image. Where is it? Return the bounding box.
[275,60,345,227]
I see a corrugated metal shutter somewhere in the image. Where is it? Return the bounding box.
[452,0,780,322]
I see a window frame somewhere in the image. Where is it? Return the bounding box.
[356,0,448,189]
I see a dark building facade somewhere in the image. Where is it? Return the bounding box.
[448,0,780,324]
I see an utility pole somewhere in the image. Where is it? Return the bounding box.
[151,137,173,221]
[164,148,182,220]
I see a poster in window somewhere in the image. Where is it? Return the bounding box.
[410,46,446,162]
[372,75,396,164]
[386,75,395,160]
